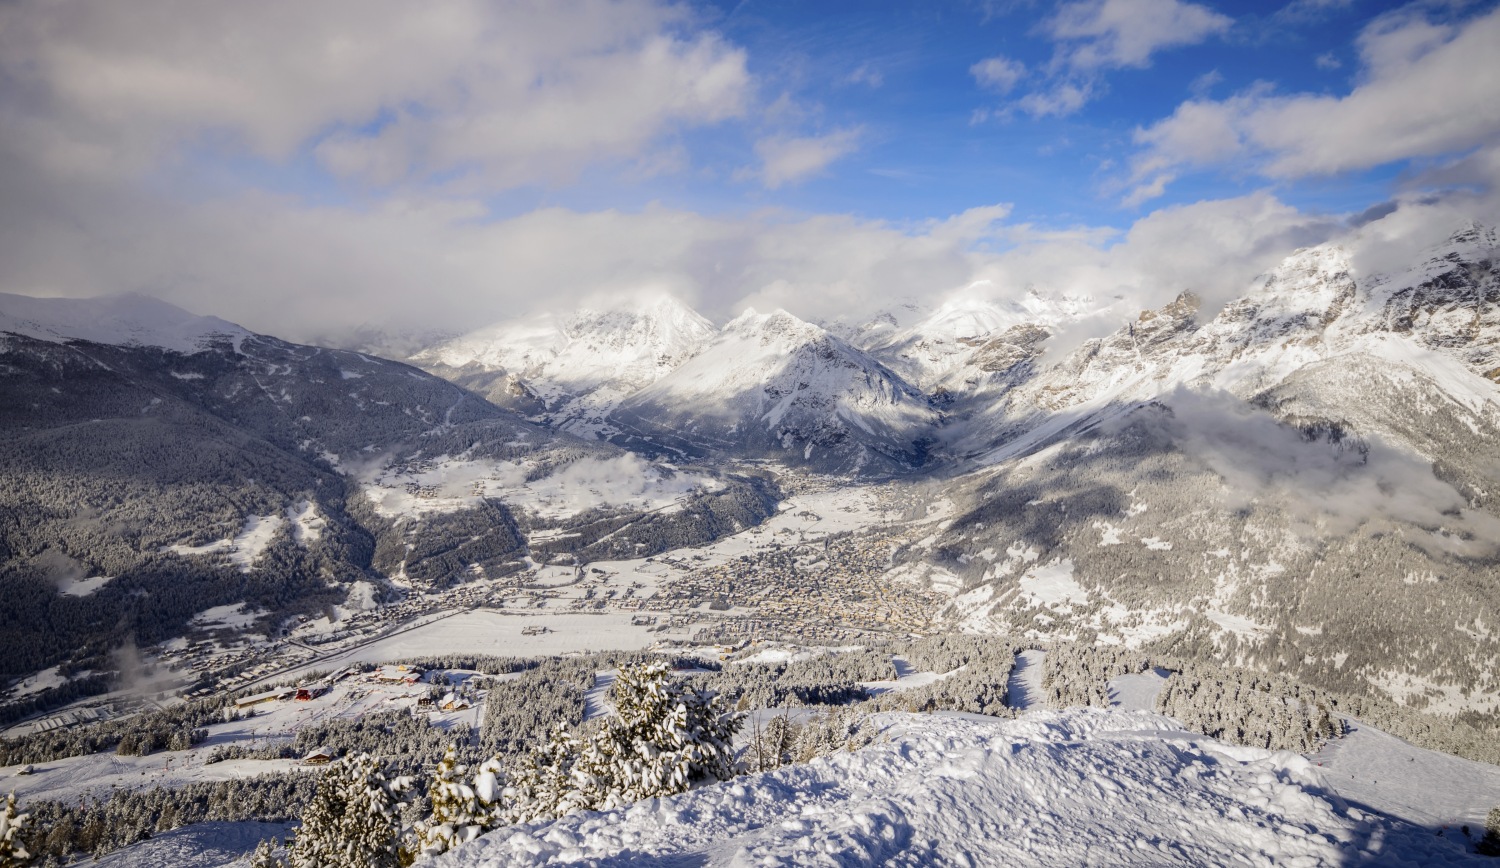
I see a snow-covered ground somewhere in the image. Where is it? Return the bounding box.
[0,291,251,353]
[277,611,668,682]
[1312,719,1500,832]
[96,821,294,868]
[361,453,719,521]
[163,513,284,572]
[437,708,1486,866]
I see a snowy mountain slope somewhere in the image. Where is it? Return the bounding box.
[608,308,941,474]
[410,294,717,436]
[440,709,1482,866]
[914,234,1500,722]
[861,289,1097,390]
[970,225,1500,441]
[0,299,776,686]
[0,292,251,354]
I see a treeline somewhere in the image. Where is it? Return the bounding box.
[1040,642,1345,753]
[1157,672,1343,753]
[20,773,317,865]
[1037,640,1500,763]
[391,654,543,676]
[699,648,898,710]
[0,693,228,766]
[211,710,465,777]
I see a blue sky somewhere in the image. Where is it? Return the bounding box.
[457,0,1478,227]
[624,0,1402,224]
[1,0,1498,337]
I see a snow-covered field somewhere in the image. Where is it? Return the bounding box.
[96,822,294,868]
[278,611,668,681]
[361,453,720,521]
[437,708,1485,866]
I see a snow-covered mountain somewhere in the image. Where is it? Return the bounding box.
[409,294,716,436]
[973,223,1499,436]
[857,287,1097,390]
[609,308,941,474]
[919,224,1500,720]
[0,292,251,354]
[0,295,775,684]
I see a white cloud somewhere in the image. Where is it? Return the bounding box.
[1162,387,1500,553]
[1000,0,1230,119]
[747,128,863,189]
[0,0,751,189]
[971,56,1027,94]
[1048,0,1232,71]
[1127,6,1500,200]
[846,64,885,89]
[1017,82,1094,118]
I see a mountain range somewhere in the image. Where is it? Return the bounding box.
[1,222,1497,728]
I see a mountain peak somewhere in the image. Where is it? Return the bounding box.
[0,292,251,354]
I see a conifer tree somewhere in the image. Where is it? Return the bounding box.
[587,661,742,809]
[0,792,31,868]
[248,838,282,868]
[410,745,506,860]
[1479,806,1500,857]
[287,753,408,868]
[502,723,581,825]
[502,662,742,823]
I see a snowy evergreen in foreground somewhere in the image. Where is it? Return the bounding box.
[281,753,410,868]
[504,661,742,824]
[407,747,506,860]
[0,793,30,867]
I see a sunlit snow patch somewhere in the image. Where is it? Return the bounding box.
[362,453,720,521]
[163,514,284,571]
[436,709,1470,867]
[286,499,325,545]
[191,603,264,630]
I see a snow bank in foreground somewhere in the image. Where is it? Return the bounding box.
[439,709,1482,867]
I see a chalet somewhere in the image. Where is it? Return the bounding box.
[301,747,336,766]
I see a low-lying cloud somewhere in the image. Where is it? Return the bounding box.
[1163,388,1500,556]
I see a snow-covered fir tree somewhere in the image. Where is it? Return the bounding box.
[408,745,505,860]
[248,838,282,868]
[1480,806,1500,856]
[285,752,409,868]
[501,722,583,825]
[586,661,742,808]
[503,661,742,822]
[0,792,30,868]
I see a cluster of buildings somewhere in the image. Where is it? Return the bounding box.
[645,535,943,633]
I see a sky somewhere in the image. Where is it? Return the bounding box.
[1,0,1498,344]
